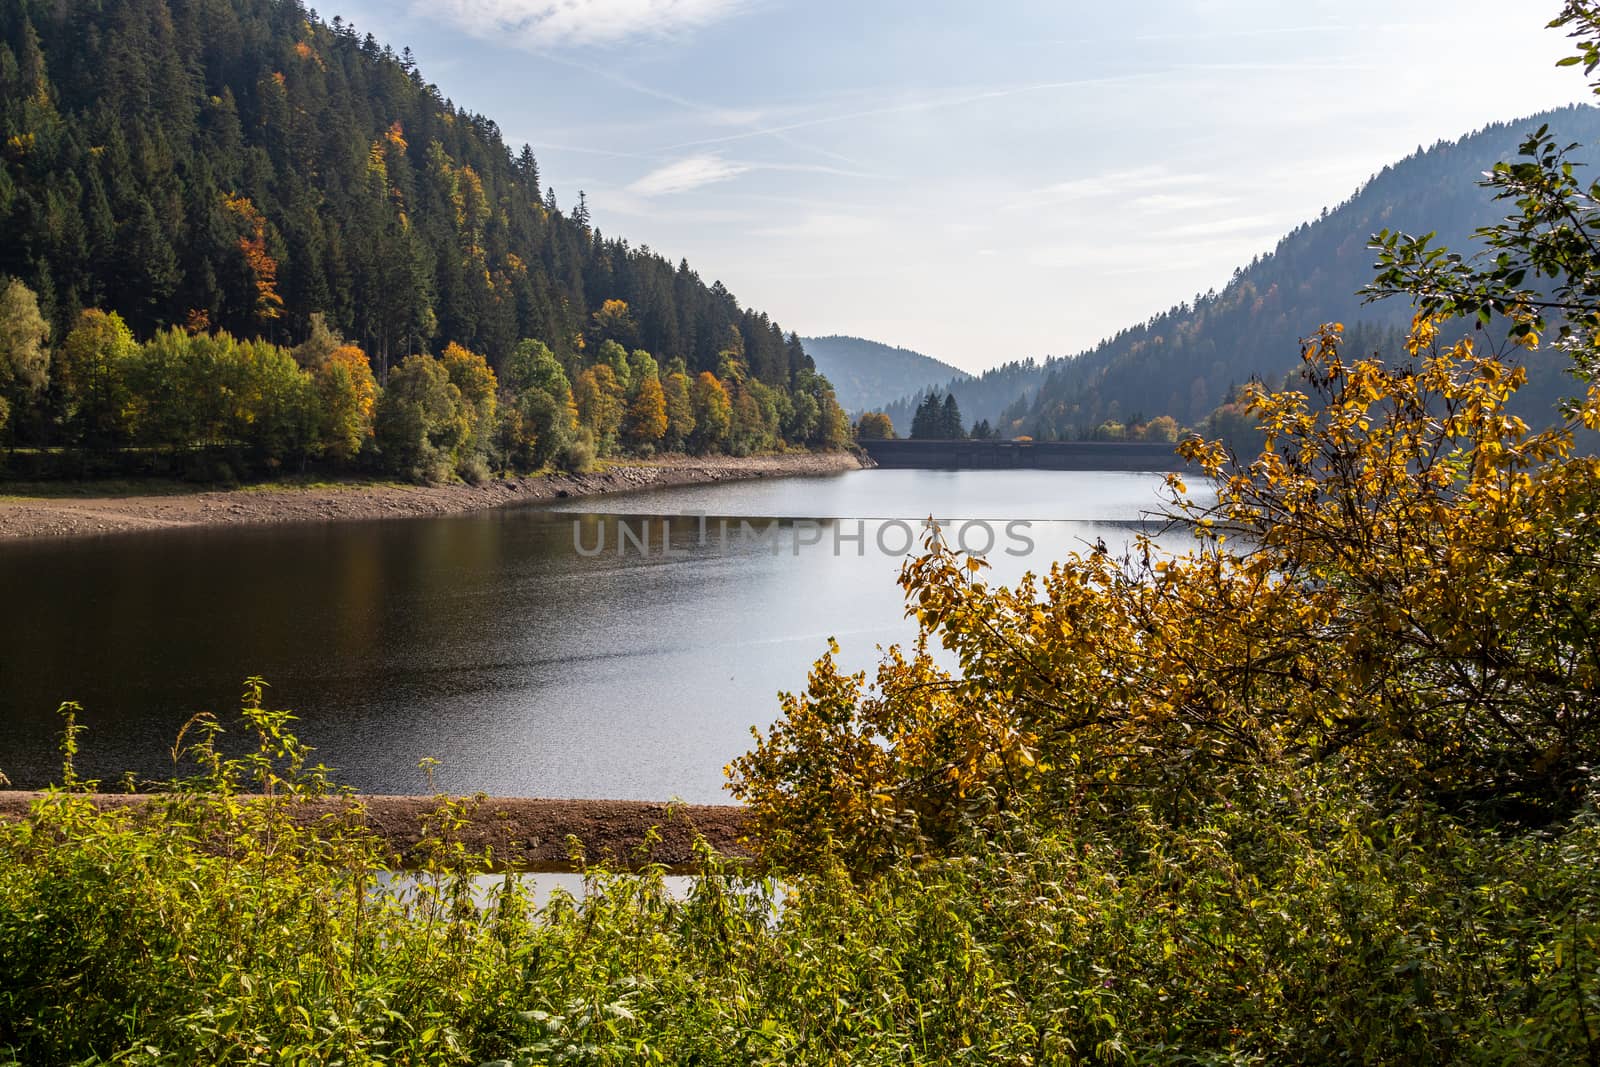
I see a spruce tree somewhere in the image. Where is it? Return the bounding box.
[940,393,964,438]
[909,392,939,439]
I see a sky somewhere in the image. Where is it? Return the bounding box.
[320,0,1592,373]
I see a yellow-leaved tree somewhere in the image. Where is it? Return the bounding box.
[855,411,895,440]
[731,6,1600,871]
[314,344,378,462]
[574,363,624,452]
[58,308,136,447]
[730,317,1600,870]
[625,373,668,449]
[688,371,730,453]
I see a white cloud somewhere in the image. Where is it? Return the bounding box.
[628,155,752,195]
[422,0,749,47]
[620,156,876,198]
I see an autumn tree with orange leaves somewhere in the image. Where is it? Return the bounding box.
[221,194,284,325]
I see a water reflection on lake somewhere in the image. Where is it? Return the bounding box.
[0,469,1203,801]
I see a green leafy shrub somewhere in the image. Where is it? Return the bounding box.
[2,696,1599,1064]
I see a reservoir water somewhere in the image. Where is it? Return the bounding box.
[0,469,1194,802]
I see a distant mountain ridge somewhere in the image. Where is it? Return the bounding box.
[882,358,1049,439]
[888,106,1600,440]
[801,335,968,414]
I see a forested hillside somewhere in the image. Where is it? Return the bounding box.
[878,108,1600,442]
[800,335,968,414]
[1002,106,1600,439]
[0,0,848,476]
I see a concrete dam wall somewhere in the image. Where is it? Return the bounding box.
[858,439,1183,471]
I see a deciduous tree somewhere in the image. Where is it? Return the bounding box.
[574,363,624,452]
[1141,414,1180,442]
[589,299,639,350]
[732,317,1600,869]
[0,279,51,422]
[440,342,498,472]
[625,373,667,449]
[856,411,895,440]
[689,371,730,453]
[58,309,136,446]
[375,352,466,482]
[315,344,378,462]
[662,370,695,451]
[497,386,572,472]
[230,338,318,468]
[292,313,343,370]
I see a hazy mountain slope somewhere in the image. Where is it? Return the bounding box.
[881,359,1051,437]
[1001,106,1600,438]
[801,335,969,413]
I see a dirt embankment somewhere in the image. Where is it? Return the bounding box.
[0,451,867,541]
[0,792,752,872]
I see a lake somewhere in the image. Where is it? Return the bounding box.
[0,469,1196,802]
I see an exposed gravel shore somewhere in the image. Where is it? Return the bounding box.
[0,451,867,542]
[0,792,751,871]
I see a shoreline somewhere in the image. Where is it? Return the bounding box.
[0,451,868,542]
[0,792,751,872]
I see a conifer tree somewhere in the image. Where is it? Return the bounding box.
[0,0,845,457]
[940,393,964,438]
[909,392,941,439]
